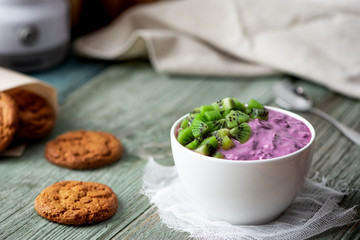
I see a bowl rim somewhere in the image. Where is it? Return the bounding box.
[170,106,316,164]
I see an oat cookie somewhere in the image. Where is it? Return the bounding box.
[45,130,123,169]
[5,88,56,140]
[34,181,118,225]
[0,92,19,152]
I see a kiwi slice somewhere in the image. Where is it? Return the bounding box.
[186,113,198,126]
[203,110,222,121]
[206,119,227,132]
[212,152,225,159]
[177,128,194,145]
[233,98,246,112]
[195,136,218,156]
[220,136,234,150]
[186,137,204,150]
[191,107,201,113]
[180,118,189,129]
[225,110,249,128]
[212,100,224,112]
[213,128,231,138]
[221,109,231,118]
[190,114,210,138]
[191,121,209,138]
[247,99,264,110]
[195,145,210,155]
[201,136,218,148]
[250,108,269,120]
[230,122,251,144]
[212,129,234,150]
[201,104,220,113]
[221,97,236,110]
[199,105,222,121]
[225,112,238,128]
[239,112,250,122]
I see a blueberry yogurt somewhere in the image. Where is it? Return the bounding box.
[217,109,311,160]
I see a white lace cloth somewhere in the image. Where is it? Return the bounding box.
[142,158,357,240]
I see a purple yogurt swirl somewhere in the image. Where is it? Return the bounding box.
[217,109,311,160]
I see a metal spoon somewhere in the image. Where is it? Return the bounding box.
[273,81,360,146]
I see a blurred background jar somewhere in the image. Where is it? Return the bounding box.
[0,0,158,72]
[0,0,70,72]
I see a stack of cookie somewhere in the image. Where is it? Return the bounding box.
[0,88,56,153]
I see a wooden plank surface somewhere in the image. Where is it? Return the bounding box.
[32,57,108,104]
[0,60,359,239]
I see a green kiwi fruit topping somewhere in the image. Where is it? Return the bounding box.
[247,98,264,110]
[212,152,225,159]
[250,108,269,120]
[219,136,234,150]
[180,118,189,129]
[177,128,194,145]
[191,116,209,138]
[232,98,246,112]
[204,110,222,121]
[206,119,227,132]
[186,136,204,150]
[221,97,237,110]
[195,136,218,156]
[177,97,267,157]
[230,123,251,144]
[212,128,231,138]
[225,110,249,128]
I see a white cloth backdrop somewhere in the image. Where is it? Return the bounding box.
[75,0,360,99]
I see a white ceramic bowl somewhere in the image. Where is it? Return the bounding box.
[170,106,315,225]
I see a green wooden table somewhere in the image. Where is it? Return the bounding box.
[0,55,359,239]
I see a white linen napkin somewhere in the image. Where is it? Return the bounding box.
[75,0,360,99]
[142,157,357,240]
